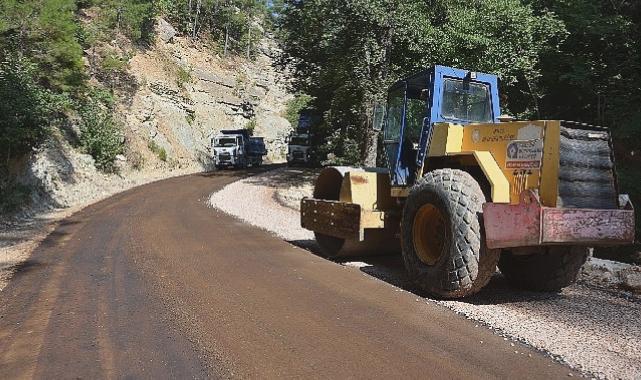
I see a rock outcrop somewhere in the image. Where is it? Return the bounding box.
[124,21,293,167]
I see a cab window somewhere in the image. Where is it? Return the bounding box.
[441,78,492,123]
[384,87,405,141]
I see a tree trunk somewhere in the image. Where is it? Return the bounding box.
[246,26,251,59]
[188,0,193,34]
[363,102,378,166]
[363,5,395,167]
[224,24,229,56]
[193,0,202,39]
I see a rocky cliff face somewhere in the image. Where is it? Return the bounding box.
[125,20,292,168]
[20,19,292,211]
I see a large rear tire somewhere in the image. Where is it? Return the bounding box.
[401,169,500,298]
[498,246,589,292]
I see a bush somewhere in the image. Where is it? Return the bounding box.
[176,65,192,88]
[78,101,124,172]
[0,55,55,163]
[245,118,257,134]
[284,94,313,126]
[0,180,31,214]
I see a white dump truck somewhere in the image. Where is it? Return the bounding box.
[212,129,267,169]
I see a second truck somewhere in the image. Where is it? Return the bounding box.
[287,109,319,166]
[301,65,635,298]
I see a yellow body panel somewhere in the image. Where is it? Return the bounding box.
[428,124,464,156]
[339,171,393,210]
[427,120,559,205]
[447,151,510,203]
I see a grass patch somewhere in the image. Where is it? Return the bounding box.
[148,140,167,162]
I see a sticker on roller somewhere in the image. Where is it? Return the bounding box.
[506,139,543,169]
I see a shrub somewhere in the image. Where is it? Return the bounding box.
[245,118,257,134]
[0,55,55,164]
[78,101,124,172]
[148,140,167,161]
[0,180,31,214]
[176,66,192,88]
[284,94,312,126]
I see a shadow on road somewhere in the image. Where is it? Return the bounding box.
[5,259,45,279]
[244,167,318,188]
[287,238,569,305]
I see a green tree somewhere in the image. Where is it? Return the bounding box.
[277,0,564,164]
[0,0,85,93]
[529,0,641,136]
[0,54,55,164]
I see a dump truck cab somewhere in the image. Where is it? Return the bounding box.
[212,129,267,169]
[287,133,312,165]
[287,109,320,166]
[301,65,635,298]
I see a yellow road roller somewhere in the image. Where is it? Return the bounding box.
[301,65,635,298]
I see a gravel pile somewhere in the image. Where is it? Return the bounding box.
[208,168,315,241]
[209,167,641,379]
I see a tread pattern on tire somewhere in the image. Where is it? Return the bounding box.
[498,247,589,292]
[401,169,499,298]
[558,124,618,209]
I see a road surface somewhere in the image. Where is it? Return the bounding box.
[0,168,578,378]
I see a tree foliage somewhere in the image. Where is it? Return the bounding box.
[159,0,268,56]
[0,55,56,163]
[0,0,85,93]
[277,0,565,164]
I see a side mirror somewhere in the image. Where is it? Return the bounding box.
[372,103,386,132]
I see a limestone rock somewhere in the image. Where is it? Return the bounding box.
[157,18,177,43]
[620,267,641,293]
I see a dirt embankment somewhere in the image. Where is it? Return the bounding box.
[209,167,641,380]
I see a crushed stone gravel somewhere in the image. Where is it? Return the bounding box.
[209,167,641,380]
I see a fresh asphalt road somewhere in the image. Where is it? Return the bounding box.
[0,168,578,379]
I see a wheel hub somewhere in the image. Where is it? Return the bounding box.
[412,204,446,266]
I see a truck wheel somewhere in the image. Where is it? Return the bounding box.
[401,169,500,298]
[498,246,589,292]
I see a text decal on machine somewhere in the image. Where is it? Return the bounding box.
[506,139,543,169]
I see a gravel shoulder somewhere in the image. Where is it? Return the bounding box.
[1,167,198,292]
[209,167,641,380]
